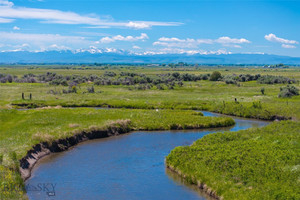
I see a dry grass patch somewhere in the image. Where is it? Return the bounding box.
[69,123,80,128]
[32,132,55,143]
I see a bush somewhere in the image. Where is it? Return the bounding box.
[223,75,237,84]
[258,75,296,84]
[278,85,299,98]
[210,71,222,81]
[261,87,265,95]
[87,86,95,93]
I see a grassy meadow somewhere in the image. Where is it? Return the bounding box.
[0,65,299,199]
[0,66,300,120]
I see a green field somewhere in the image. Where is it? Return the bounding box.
[1,66,300,120]
[0,65,299,199]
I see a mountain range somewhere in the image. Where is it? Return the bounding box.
[1,48,300,65]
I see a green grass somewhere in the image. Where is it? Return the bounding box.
[166,121,300,200]
[0,66,299,199]
[1,80,299,120]
[1,67,299,121]
[0,108,234,199]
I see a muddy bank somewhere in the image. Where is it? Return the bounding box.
[19,119,132,181]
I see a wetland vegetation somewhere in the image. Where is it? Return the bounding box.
[0,64,299,199]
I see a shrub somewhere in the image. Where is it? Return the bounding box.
[223,75,237,84]
[278,85,299,98]
[258,75,296,84]
[210,71,222,81]
[261,87,265,95]
[6,74,13,83]
[156,84,164,90]
[87,86,95,93]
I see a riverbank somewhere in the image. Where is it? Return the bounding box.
[166,121,300,200]
[20,119,132,181]
[0,108,234,199]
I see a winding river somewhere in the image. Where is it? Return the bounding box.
[26,112,269,200]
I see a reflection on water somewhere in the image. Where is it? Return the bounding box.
[26,112,269,200]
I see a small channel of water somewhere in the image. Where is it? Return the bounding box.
[26,111,269,200]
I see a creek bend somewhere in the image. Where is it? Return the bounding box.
[26,111,269,200]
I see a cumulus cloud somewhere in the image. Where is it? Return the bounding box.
[153,36,250,48]
[265,33,298,44]
[0,1,182,29]
[132,45,141,49]
[215,36,250,44]
[98,33,149,43]
[281,44,296,49]
[13,26,20,30]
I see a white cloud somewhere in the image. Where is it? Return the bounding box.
[0,43,31,52]
[215,36,250,44]
[0,0,13,7]
[132,45,141,49]
[265,33,298,44]
[98,33,149,43]
[48,44,71,51]
[0,32,87,43]
[126,21,150,29]
[0,32,92,51]
[0,1,182,29]
[222,44,242,48]
[125,21,182,29]
[281,44,296,49]
[153,36,250,48]
[0,17,14,23]
[13,26,20,30]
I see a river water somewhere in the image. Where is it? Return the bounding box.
[26,112,269,200]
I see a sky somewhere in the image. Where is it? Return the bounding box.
[0,0,299,56]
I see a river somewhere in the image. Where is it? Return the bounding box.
[26,111,269,200]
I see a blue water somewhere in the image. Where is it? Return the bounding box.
[26,112,269,200]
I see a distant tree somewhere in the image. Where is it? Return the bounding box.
[210,71,222,81]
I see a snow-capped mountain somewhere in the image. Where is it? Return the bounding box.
[0,47,300,64]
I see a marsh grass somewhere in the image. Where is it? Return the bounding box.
[166,121,300,199]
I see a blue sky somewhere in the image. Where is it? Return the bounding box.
[0,0,299,56]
